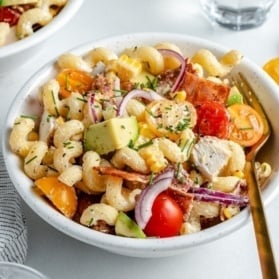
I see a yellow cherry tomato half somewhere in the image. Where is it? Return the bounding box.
[56,69,94,98]
[263,57,279,85]
[144,99,197,140]
[228,103,264,147]
[35,176,78,218]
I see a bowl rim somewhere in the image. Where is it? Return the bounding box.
[3,32,279,256]
[0,0,84,58]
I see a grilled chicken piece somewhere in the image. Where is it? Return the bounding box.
[191,136,232,180]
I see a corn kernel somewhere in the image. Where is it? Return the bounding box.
[114,54,142,81]
[173,90,187,102]
[233,170,244,179]
[139,145,167,173]
[222,206,240,220]
[138,122,156,139]
[28,131,39,141]
[42,148,55,165]
[56,116,64,125]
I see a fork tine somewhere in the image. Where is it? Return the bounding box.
[234,73,270,137]
[232,73,271,161]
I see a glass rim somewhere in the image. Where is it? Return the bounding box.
[0,261,50,279]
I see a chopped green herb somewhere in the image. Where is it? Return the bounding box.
[47,166,58,172]
[136,140,153,150]
[145,76,158,91]
[25,156,37,165]
[113,89,128,95]
[76,97,87,103]
[175,163,181,178]
[148,172,155,185]
[128,139,134,149]
[240,127,253,130]
[51,90,59,116]
[88,218,94,227]
[176,118,190,131]
[194,177,199,185]
[64,105,70,120]
[20,115,38,120]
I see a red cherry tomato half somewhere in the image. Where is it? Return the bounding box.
[195,101,230,139]
[0,7,20,26]
[144,193,183,238]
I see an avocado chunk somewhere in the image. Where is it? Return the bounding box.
[84,116,138,155]
[115,212,146,238]
[227,85,243,106]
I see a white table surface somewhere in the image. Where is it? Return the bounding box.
[1,1,279,278]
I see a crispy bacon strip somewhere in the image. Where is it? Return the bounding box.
[168,186,194,221]
[93,166,150,183]
[180,72,230,105]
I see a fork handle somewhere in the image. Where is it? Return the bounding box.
[245,161,278,279]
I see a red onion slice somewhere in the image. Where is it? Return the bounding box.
[158,49,186,92]
[188,187,249,207]
[117,89,165,116]
[135,169,174,229]
[88,92,98,123]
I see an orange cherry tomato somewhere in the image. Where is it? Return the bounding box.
[228,103,264,147]
[35,176,78,218]
[263,57,279,85]
[56,69,94,98]
[144,193,183,238]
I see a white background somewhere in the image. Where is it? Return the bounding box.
[1,1,279,278]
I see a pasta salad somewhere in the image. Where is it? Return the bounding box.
[9,41,272,238]
[0,0,67,46]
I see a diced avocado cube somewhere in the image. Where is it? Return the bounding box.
[115,212,146,238]
[227,85,243,106]
[84,116,139,155]
[0,0,38,6]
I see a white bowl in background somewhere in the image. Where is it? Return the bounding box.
[2,32,279,258]
[0,0,83,75]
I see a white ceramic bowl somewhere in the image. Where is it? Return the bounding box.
[0,0,83,75]
[3,33,279,258]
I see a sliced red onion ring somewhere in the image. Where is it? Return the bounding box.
[158,49,186,92]
[135,169,174,229]
[117,89,164,116]
[188,187,249,207]
[88,92,98,123]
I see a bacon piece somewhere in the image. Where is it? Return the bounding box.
[168,186,194,221]
[93,220,115,234]
[92,74,115,99]
[93,166,150,184]
[180,72,230,106]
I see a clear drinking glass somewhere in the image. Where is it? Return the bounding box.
[0,262,50,279]
[200,0,276,30]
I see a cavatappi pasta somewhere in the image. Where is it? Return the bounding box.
[9,42,271,238]
[0,0,67,47]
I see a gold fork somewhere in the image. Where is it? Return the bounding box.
[233,73,278,279]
